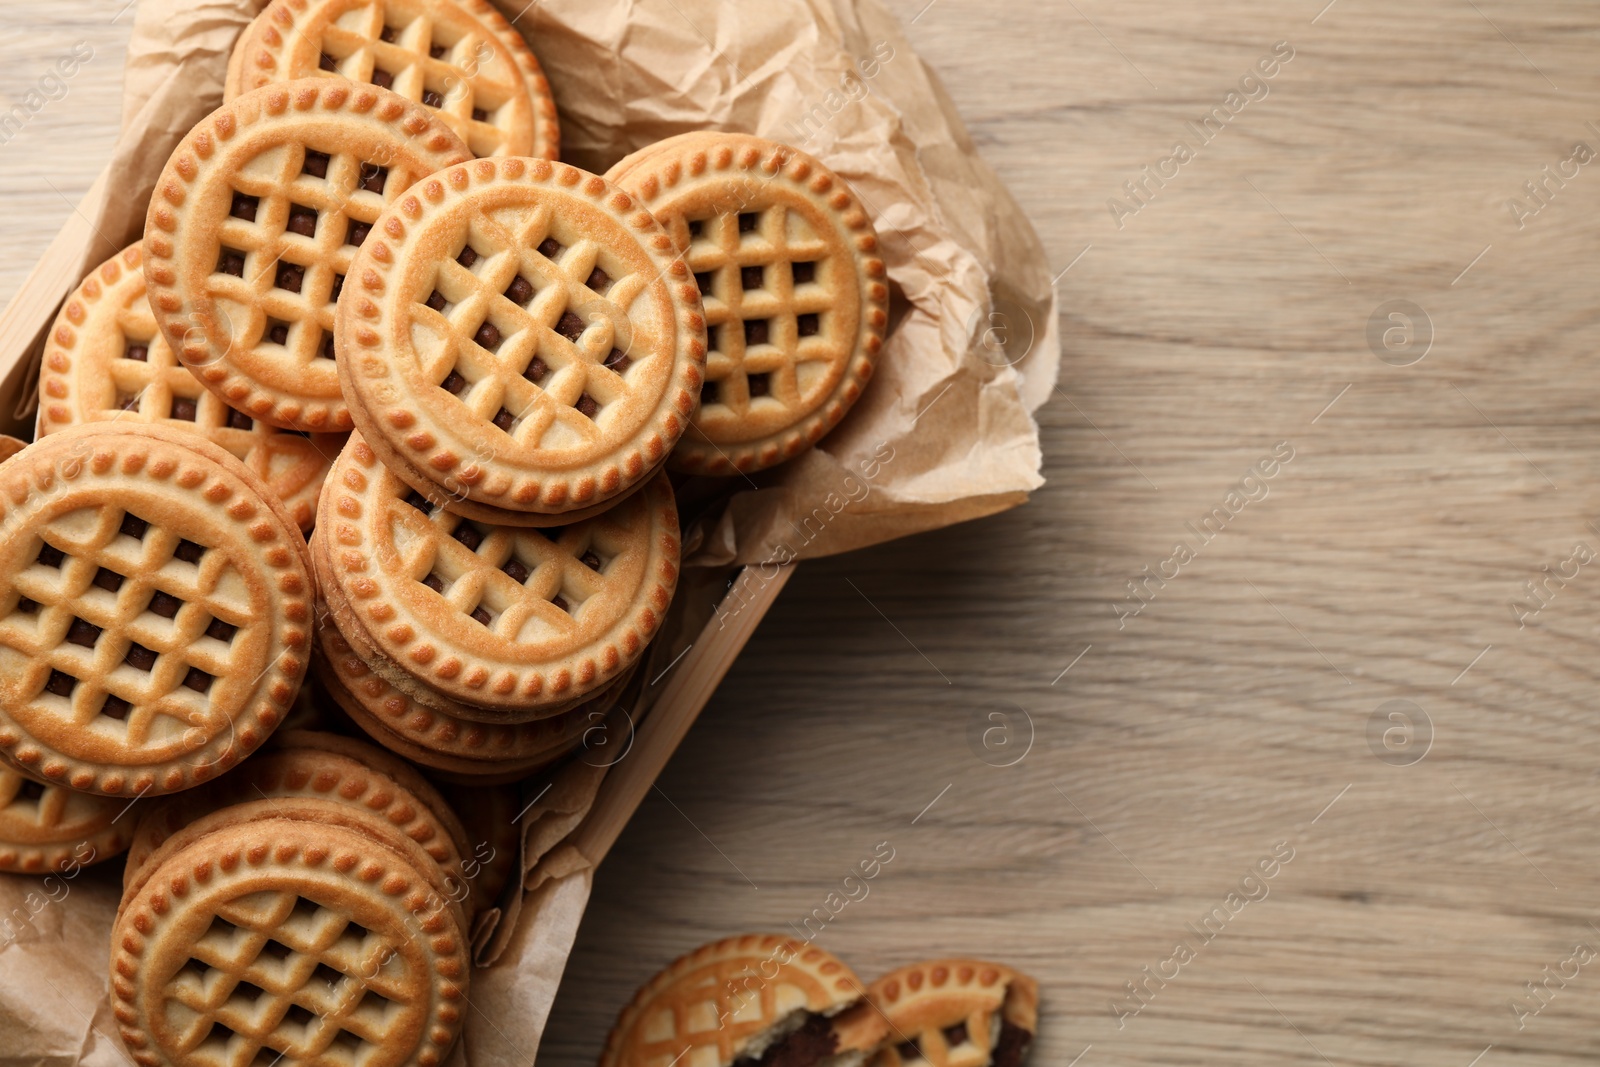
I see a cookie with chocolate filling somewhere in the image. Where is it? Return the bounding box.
[600,933,887,1067]
[607,133,887,475]
[867,960,1038,1067]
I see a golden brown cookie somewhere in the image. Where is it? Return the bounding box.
[38,243,344,531]
[313,528,597,724]
[109,812,470,1067]
[144,79,473,432]
[335,156,705,524]
[600,132,725,190]
[231,0,560,160]
[311,433,679,715]
[609,133,888,475]
[0,424,312,796]
[272,728,474,863]
[868,961,1038,1067]
[0,436,27,464]
[600,934,886,1067]
[0,767,131,873]
[224,8,270,101]
[315,622,606,780]
[123,731,469,901]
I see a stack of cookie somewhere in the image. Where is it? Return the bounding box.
[0,1,900,1063]
[109,736,479,1067]
[601,935,1039,1067]
[308,149,697,774]
[105,728,529,1066]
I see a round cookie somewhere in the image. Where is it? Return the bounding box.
[109,814,470,1067]
[335,156,705,524]
[38,243,345,531]
[0,424,312,797]
[224,9,269,100]
[119,796,463,925]
[867,961,1039,1067]
[315,622,604,780]
[601,131,729,190]
[311,433,679,714]
[231,0,560,160]
[144,79,473,432]
[312,518,599,724]
[610,133,888,475]
[271,728,474,864]
[600,933,886,1067]
[0,768,131,873]
[122,733,469,899]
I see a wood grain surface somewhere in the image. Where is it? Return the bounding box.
[7,2,1600,1065]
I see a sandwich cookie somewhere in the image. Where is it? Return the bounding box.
[0,767,131,873]
[230,0,560,160]
[109,811,469,1067]
[311,434,679,715]
[608,133,887,474]
[145,79,473,432]
[0,424,312,796]
[122,730,471,906]
[314,623,614,781]
[335,156,705,524]
[39,243,344,531]
[600,933,887,1067]
[867,961,1038,1067]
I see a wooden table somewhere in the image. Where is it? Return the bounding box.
[8,2,1600,1064]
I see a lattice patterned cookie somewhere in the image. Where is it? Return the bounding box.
[609,133,888,475]
[119,795,462,924]
[315,622,604,780]
[122,732,469,901]
[312,434,679,714]
[39,243,345,531]
[335,156,705,524]
[867,961,1038,1067]
[144,79,472,432]
[0,424,311,797]
[231,0,560,160]
[0,767,131,873]
[315,539,592,723]
[270,728,473,862]
[110,812,469,1067]
[600,933,886,1067]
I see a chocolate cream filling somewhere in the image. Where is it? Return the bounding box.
[900,1018,1033,1067]
[738,1014,839,1067]
[990,1021,1033,1067]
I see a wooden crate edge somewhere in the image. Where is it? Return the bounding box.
[0,166,112,436]
[575,563,795,865]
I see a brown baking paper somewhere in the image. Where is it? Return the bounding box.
[0,0,1057,1063]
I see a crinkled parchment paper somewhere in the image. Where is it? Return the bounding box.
[0,1,1057,1063]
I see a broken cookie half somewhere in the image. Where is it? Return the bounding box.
[867,960,1039,1067]
[600,934,888,1067]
